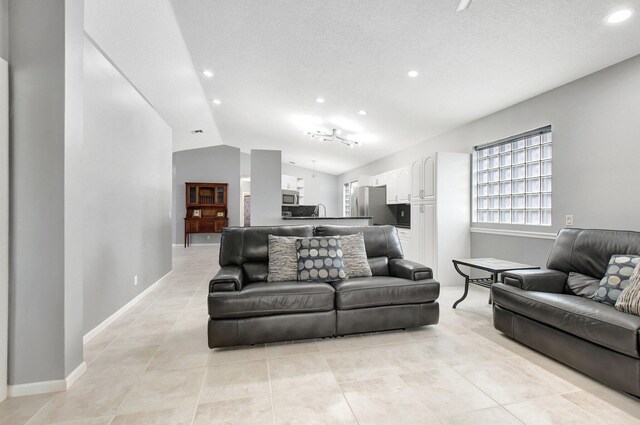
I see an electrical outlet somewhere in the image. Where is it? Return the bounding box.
[134,275,138,286]
[565,215,574,226]
[400,211,405,217]
[207,235,211,240]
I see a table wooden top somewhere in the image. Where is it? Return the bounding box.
[452,258,540,273]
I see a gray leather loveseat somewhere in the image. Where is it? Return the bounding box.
[208,225,439,348]
[492,228,640,396]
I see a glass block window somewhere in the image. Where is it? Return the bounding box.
[343,183,351,217]
[474,127,552,226]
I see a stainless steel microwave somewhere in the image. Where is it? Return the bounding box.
[282,190,299,206]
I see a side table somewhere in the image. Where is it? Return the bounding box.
[452,258,540,308]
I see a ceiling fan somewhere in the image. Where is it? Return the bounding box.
[457,0,472,12]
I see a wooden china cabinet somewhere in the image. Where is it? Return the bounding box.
[184,182,228,247]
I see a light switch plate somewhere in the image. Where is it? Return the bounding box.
[565,215,574,226]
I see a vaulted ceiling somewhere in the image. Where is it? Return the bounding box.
[87,0,640,174]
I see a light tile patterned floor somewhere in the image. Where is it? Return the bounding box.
[2,244,640,424]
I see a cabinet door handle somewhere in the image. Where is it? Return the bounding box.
[408,194,411,202]
[395,195,398,202]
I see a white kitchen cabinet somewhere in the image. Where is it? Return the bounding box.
[410,153,471,285]
[385,169,398,204]
[357,175,376,187]
[397,166,411,203]
[411,155,435,201]
[397,228,412,260]
[373,172,386,187]
[281,174,297,190]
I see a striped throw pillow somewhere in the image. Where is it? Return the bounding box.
[616,262,640,315]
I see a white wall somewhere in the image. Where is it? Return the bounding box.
[172,145,241,244]
[339,53,640,267]
[0,57,7,402]
[82,38,172,333]
[251,150,282,225]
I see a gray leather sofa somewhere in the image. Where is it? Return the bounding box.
[208,224,439,348]
[492,228,640,396]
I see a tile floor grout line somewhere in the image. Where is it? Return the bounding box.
[265,356,277,425]
[188,366,208,425]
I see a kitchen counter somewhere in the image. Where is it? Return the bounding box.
[280,216,372,226]
[283,216,372,220]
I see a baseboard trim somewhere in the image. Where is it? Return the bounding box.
[470,227,557,240]
[7,361,87,397]
[65,361,87,389]
[83,270,173,345]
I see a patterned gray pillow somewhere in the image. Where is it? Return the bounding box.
[337,233,372,278]
[267,235,299,282]
[593,255,640,305]
[296,237,346,283]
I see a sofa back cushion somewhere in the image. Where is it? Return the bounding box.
[219,225,314,283]
[548,229,640,294]
[314,225,402,276]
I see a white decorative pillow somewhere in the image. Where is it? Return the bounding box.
[616,262,640,316]
[267,235,299,282]
[337,233,372,278]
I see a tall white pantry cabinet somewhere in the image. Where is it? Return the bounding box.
[409,152,471,286]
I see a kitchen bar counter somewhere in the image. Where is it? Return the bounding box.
[281,216,372,226]
[282,216,372,220]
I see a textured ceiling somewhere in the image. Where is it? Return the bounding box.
[85,0,223,152]
[169,0,640,174]
[88,1,640,174]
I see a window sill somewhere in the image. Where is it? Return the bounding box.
[470,227,557,240]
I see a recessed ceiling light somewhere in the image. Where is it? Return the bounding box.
[212,99,221,105]
[407,70,419,78]
[202,69,214,78]
[316,97,325,104]
[358,110,367,116]
[605,8,635,24]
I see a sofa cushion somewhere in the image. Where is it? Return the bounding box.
[267,235,299,282]
[209,281,335,319]
[492,282,640,358]
[547,228,640,280]
[593,255,640,305]
[331,276,439,310]
[296,237,346,283]
[219,225,314,268]
[314,225,403,260]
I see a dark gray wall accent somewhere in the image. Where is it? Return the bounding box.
[82,39,172,334]
[339,54,640,267]
[8,0,84,385]
[172,145,241,244]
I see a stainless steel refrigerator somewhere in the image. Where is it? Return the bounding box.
[350,186,395,224]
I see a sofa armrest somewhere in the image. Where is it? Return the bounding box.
[502,269,567,293]
[209,266,245,293]
[389,258,433,281]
